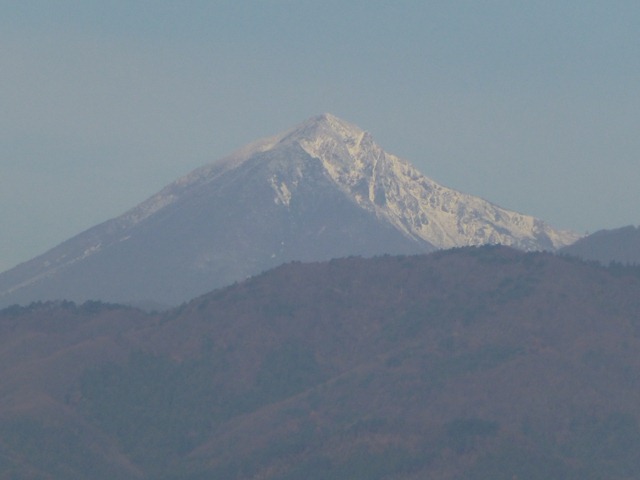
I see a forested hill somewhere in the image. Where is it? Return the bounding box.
[560,225,640,265]
[2,246,640,479]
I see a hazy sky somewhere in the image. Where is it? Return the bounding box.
[2,1,639,272]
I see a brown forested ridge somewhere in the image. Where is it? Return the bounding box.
[1,246,640,479]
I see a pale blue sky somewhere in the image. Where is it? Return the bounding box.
[2,1,639,271]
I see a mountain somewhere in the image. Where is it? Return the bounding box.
[0,114,579,308]
[1,247,640,479]
[560,225,640,265]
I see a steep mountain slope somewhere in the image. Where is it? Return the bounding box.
[1,247,640,479]
[290,115,577,250]
[560,225,640,265]
[0,114,578,307]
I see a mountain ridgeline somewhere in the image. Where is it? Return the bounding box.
[560,225,640,266]
[1,246,640,479]
[0,114,578,308]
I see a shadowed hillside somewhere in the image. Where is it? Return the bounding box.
[560,225,640,266]
[1,246,640,479]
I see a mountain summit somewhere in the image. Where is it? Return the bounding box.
[277,114,578,250]
[0,114,578,307]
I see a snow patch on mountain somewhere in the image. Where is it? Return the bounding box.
[270,176,292,206]
[291,114,578,250]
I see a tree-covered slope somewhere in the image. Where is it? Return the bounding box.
[1,246,640,478]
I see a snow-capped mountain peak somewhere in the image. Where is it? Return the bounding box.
[0,113,580,308]
[269,114,579,251]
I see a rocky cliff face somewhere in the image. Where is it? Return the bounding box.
[289,114,578,250]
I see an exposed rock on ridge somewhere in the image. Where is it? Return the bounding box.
[273,114,578,250]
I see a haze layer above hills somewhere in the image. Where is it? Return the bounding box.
[0,114,578,308]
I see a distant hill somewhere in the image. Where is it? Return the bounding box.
[0,114,578,308]
[1,246,640,479]
[560,225,640,265]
